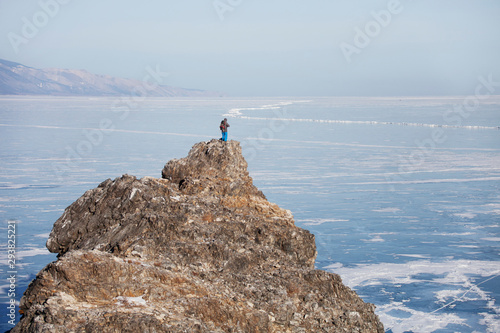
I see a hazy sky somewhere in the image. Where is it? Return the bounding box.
[1,0,499,96]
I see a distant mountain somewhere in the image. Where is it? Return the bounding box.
[0,59,225,97]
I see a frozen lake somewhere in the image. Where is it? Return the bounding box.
[1,96,499,332]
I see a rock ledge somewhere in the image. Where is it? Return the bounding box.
[12,140,383,332]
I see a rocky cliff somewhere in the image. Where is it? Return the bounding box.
[12,140,384,332]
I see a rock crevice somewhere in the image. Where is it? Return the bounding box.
[13,139,383,332]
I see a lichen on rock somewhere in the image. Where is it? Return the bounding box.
[12,139,384,332]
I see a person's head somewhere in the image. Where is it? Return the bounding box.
[224,118,227,121]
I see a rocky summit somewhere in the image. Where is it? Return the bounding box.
[12,139,384,332]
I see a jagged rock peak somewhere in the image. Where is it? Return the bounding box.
[162,139,249,182]
[13,140,384,333]
[162,139,264,198]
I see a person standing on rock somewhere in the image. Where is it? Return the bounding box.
[220,118,230,142]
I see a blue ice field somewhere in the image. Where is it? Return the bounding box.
[0,96,499,332]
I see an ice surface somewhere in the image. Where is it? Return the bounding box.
[326,260,500,332]
[0,96,499,332]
